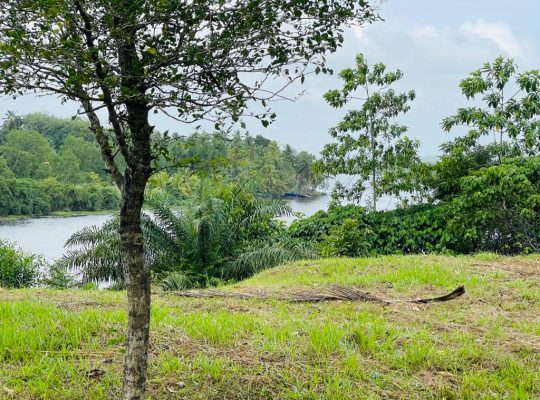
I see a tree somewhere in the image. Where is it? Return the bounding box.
[441,57,540,159]
[63,184,300,284]
[22,112,94,149]
[1,110,23,142]
[0,2,377,398]
[61,135,107,178]
[319,54,419,210]
[53,148,82,183]
[446,156,540,254]
[0,130,56,179]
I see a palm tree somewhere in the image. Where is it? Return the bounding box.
[62,182,314,286]
[1,111,23,132]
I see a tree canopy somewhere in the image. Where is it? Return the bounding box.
[319,54,419,209]
[441,57,540,158]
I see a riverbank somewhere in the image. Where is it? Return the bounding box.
[0,209,115,224]
[1,254,538,399]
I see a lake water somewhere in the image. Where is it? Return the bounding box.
[0,195,331,261]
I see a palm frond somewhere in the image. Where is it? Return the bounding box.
[241,198,291,226]
[65,216,119,247]
[225,240,316,280]
[61,240,122,284]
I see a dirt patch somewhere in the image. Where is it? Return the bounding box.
[471,260,540,278]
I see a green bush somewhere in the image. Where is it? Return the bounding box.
[159,271,198,291]
[289,203,450,255]
[40,263,78,289]
[62,182,310,286]
[319,218,374,257]
[288,204,368,243]
[446,157,540,254]
[0,176,119,216]
[366,204,451,254]
[290,157,540,256]
[0,241,42,288]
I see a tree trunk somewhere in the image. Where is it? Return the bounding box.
[120,168,151,400]
[372,166,376,211]
[371,131,377,212]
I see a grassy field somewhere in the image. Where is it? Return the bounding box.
[0,254,539,399]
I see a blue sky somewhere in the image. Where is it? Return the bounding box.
[2,0,539,157]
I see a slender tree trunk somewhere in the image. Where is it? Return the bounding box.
[120,168,151,400]
[371,165,376,211]
[370,130,377,212]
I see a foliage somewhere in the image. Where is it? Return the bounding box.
[0,240,42,288]
[21,113,94,149]
[82,282,98,291]
[319,218,374,257]
[292,155,540,256]
[0,110,23,139]
[0,113,118,216]
[289,204,369,243]
[442,57,540,158]
[0,176,120,216]
[319,54,420,209]
[446,156,540,254]
[0,0,379,395]
[289,203,451,256]
[0,114,110,184]
[1,129,55,179]
[159,132,325,197]
[40,263,79,289]
[227,239,316,280]
[159,271,198,292]
[367,204,451,254]
[62,183,309,286]
[426,142,506,201]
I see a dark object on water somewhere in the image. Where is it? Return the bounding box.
[174,284,466,305]
[282,192,312,199]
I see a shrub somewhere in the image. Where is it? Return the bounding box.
[0,176,119,216]
[366,204,451,254]
[288,204,368,243]
[289,203,450,256]
[159,271,197,291]
[319,218,374,257]
[0,241,42,288]
[446,157,540,254]
[40,263,78,289]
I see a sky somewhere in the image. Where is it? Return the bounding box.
[1,0,539,158]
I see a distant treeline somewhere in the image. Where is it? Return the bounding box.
[0,112,323,216]
[0,113,120,216]
[148,131,325,198]
[0,177,120,216]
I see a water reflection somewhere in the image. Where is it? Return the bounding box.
[0,214,111,261]
[0,195,332,261]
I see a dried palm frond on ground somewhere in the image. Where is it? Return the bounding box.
[174,284,465,305]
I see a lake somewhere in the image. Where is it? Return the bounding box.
[0,195,331,261]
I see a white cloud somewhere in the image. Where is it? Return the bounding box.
[352,25,370,44]
[409,24,440,41]
[460,19,524,58]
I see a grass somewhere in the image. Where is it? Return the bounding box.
[0,254,539,399]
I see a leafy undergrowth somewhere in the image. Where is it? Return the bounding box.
[1,254,539,399]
